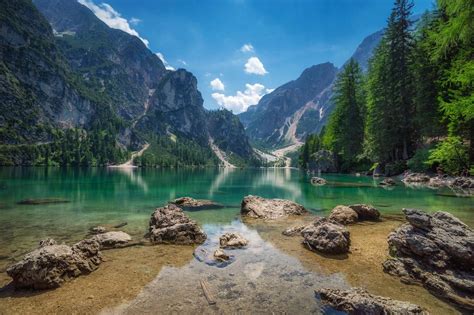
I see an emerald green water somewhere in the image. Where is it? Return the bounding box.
[0,167,473,269]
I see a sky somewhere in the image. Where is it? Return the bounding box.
[78,0,436,113]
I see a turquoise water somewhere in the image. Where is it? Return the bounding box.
[0,167,472,268]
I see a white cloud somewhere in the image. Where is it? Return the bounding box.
[78,0,149,47]
[178,59,187,66]
[266,88,275,94]
[210,78,225,91]
[212,83,272,113]
[244,57,268,75]
[129,17,141,25]
[240,43,254,53]
[155,52,175,70]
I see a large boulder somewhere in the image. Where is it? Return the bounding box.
[316,287,426,314]
[450,177,474,190]
[348,204,380,221]
[7,239,102,289]
[302,218,350,254]
[148,204,207,245]
[91,231,132,249]
[328,206,359,225]
[219,232,248,248]
[383,208,474,311]
[241,195,307,219]
[170,197,224,211]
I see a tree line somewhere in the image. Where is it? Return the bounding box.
[300,0,473,176]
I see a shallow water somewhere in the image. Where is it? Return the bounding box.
[0,167,472,314]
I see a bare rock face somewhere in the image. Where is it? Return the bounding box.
[148,204,207,245]
[302,218,350,254]
[91,231,132,249]
[316,287,426,314]
[241,195,307,219]
[348,204,380,221]
[310,177,327,185]
[219,232,249,248]
[170,197,224,211]
[383,208,474,311]
[6,239,102,289]
[329,206,359,225]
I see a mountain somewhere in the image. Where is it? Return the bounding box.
[239,30,383,149]
[0,0,257,167]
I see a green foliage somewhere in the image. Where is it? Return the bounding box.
[428,137,469,174]
[323,59,365,171]
[407,147,432,172]
[299,133,323,169]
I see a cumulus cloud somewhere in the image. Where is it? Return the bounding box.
[240,43,254,53]
[244,57,268,75]
[155,52,175,70]
[78,0,149,47]
[212,83,272,113]
[210,78,225,91]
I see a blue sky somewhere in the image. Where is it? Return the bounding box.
[78,0,435,113]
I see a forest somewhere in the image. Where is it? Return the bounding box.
[299,0,473,176]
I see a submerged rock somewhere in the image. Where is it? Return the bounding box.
[219,232,249,248]
[148,204,207,245]
[383,208,474,311]
[282,224,308,237]
[17,198,70,205]
[170,197,224,210]
[329,205,359,225]
[302,218,350,254]
[348,204,380,221]
[91,231,132,249]
[7,239,102,289]
[310,177,327,186]
[241,195,307,219]
[89,226,107,234]
[316,287,426,314]
[379,178,396,186]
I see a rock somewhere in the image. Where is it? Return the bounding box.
[17,198,70,205]
[348,204,381,221]
[214,248,230,261]
[91,231,132,249]
[379,178,396,186]
[219,232,248,248]
[328,205,359,225]
[89,226,107,234]
[302,218,350,254]
[310,177,327,186]
[170,197,224,211]
[241,195,307,219]
[6,239,102,289]
[402,173,430,184]
[282,224,308,236]
[113,222,127,228]
[316,287,426,314]
[428,176,450,188]
[450,177,474,190]
[383,208,474,311]
[148,204,206,245]
[39,238,57,247]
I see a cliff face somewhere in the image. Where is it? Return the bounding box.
[0,0,96,145]
[239,31,383,149]
[0,0,257,166]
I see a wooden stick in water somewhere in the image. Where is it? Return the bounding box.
[200,279,216,305]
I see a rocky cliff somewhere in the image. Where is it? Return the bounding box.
[239,31,383,149]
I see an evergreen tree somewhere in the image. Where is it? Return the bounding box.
[324,59,365,171]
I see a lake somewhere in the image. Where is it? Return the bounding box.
[0,167,472,314]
